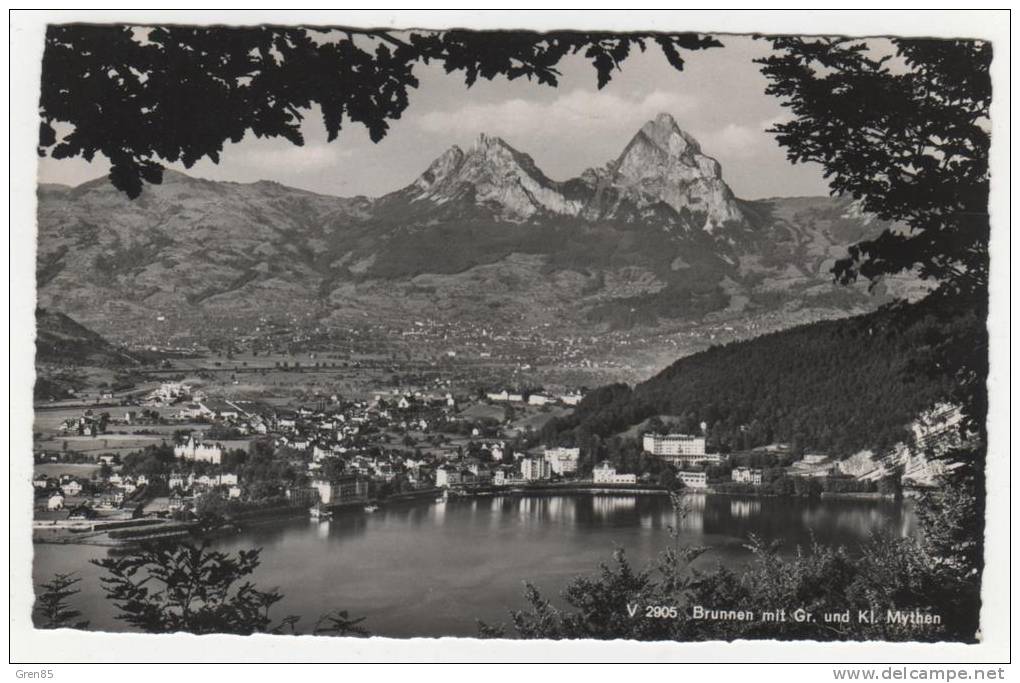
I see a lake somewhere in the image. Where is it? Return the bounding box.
[32,493,916,638]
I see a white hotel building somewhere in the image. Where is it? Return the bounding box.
[642,433,720,468]
[521,456,552,482]
[543,447,580,475]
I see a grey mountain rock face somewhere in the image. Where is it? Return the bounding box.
[588,113,745,231]
[36,112,907,349]
[400,113,744,231]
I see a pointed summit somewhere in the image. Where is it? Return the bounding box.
[403,133,582,219]
[591,113,743,232]
[394,117,744,230]
[637,112,703,157]
[472,132,508,150]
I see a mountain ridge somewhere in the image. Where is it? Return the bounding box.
[34,113,924,359]
[385,114,746,231]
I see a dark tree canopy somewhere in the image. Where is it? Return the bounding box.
[39,24,721,197]
[91,541,369,636]
[758,37,992,300]
[757,37,992,435]
[92,542,287,634]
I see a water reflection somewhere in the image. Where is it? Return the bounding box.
[315,519,330,540]
[799,499,916,542]
[590,495,636,521]
[730,499,762,518]
[34,493,918,639]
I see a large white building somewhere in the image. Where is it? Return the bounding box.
[311,475,368,505]
[150,382,191,404]
[435,467,462,488]
[521,456,552,481]
[592,462,637,485]
[174,437,223,465]
[543,447,580,475]
[643,433,707,456]
[642,433,720,468]
[678,471,708,489]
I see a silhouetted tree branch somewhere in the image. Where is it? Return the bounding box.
[90,541,369,636]
[34,572,90,630]
[757,36,992,436]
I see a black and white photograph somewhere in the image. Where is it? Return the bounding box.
[8,9,1011,667]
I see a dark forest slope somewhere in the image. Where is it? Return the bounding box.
[542,297,975,457]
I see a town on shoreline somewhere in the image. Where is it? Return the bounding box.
[33,378,948,547]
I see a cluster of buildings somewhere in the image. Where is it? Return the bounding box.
[593,462,637,485]
[58,410,108,436]
[34,471,150,515]
[175,398,247,424]
[145,381,207,407]
[168,471,239,494]
[433,447,572,489]
[786,453,838,478]
[641,432,720,489]
[485,389,584,407]
[49,378,834,525]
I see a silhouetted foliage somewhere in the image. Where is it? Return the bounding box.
[755,42,990,613]
[91,541,369,636]
[92,542,286,634]
[757,36,991,436]
[39,25,720,198]
[312,610,370,637]
[33,572,90,630]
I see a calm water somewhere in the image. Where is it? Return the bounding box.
[33,493,916,637]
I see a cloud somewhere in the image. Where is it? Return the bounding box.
[699,115,793,160]
[230,140,354,174]
[415,88,701,145]
[701,123,765,159]
[411,89,798,180]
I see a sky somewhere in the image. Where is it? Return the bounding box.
[36,34,831,200]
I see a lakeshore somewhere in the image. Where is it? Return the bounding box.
[33,491,917,637]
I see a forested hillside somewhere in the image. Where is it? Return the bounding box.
[541,296,976,457]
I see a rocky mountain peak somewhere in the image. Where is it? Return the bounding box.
[413,145,466,194]
[400,115,744,230]
[472,132,510,151]
[408,134,580,219]
[600,113,743,232]
[637,112,703,157]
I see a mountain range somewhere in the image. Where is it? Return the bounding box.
[35,113,925,357]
